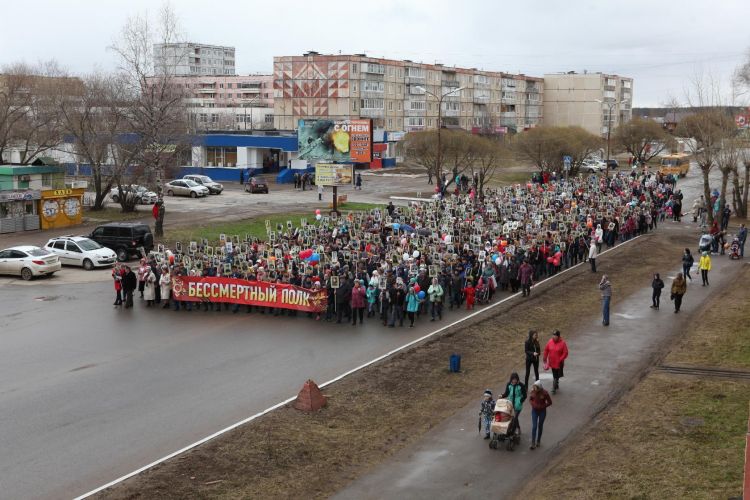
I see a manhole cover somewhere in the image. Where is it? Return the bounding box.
[680,417,704,427]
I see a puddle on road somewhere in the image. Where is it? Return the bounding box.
[34,296,59,302]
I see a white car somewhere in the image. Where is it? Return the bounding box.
[581,159,606,173]
[164,179,209,198]
[109,185,158,204]
[45,236,117,270]
[0,245,61,280]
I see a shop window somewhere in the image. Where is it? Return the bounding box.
[25,201,35,215]
[0,204,8,218]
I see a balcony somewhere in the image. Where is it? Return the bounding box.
[442,109,459,117]
[360,108,384,118]
[197,87,217,93]
[441,79,460,87]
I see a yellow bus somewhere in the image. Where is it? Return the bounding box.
[658,153,691,177]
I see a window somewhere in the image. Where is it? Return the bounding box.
[361,98,384,109]
[41,173,51,186]
[427,118,433,127]
[398,102,402,111]
[388,118,393,128]
[210,114,218,123]
[406,67,425,78]
[66,242,82,253]
[407,117,424,127]
[219,83,224,88]
[388,101,393,111]
[362,62,385,74]
[352,63,358,73]
[353,100,358,111]
[353,82,358,92]
[362,80,384,92]
[409,101,426,110]
[53,240,66,250]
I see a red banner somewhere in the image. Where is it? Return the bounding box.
[171,276,327,312]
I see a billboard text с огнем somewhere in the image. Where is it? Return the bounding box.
[297,119,372,163]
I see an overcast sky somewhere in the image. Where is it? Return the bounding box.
[2,0,749,107]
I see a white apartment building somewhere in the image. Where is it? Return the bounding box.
[543,72,633,136]
[153,42,236,76]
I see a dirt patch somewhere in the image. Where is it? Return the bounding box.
[516,264,750,500]
[98,231,696,499]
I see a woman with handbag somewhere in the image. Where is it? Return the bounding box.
[543,330,569,394]
[524,330,541,388]
[670,273,687,313]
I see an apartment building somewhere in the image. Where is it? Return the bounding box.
[543,72,633,136]
[273,52,543,134]
[153,42,236,76]
[147,74,275,131]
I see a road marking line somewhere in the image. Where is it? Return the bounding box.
[74,236,642,499]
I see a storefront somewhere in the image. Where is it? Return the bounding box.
[0,190,41,233]
[39,188,84,230]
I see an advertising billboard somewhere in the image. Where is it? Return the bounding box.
[298,119,372,162]
[315,163,354,186]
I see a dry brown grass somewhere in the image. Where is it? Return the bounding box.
[99,231,695,500]
[517,265,750,500]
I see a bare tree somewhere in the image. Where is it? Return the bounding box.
[513,126,601,174]
[469,135,509,199]
[0,61,70,164]
[613,117,674,165]
[399,129,446,184]
[109,3,190,228]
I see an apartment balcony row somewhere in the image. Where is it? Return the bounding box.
[359,108,385,118]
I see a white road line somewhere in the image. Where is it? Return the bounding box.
[73,235,641,499]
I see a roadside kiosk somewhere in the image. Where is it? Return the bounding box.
[39,188,85,230]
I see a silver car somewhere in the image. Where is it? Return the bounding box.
[183,175,223,194]
[109,185,158,204]
[45,236,117,270]
[164,179,209,198]
[0,245,61,280]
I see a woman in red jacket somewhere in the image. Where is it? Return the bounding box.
[528,380,552,450]
[543,330,568,394]
[350,279,367,326]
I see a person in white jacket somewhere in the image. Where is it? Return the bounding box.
[594,224,604,251]
[159,266,172,309]
[588,239,599,273]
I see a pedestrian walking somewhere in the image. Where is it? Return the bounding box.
[143,266,156,307]
[524,329,541,388]
[738,223,747,258]
[699,251,712,286]
[122,266,137,308]
[350,279,366,325]
[543,330,568,394]
[518,259,534,297]
[588,240,598,273]
[500,372,526,434]
[159,266,172,309]
[529,380,552,450]
[682,248,694,281]
[650,273,664,309]
[599,274,611,326]
[428,277,443,320]
[406,286,421,327]
[318,183,324,201]
[112,263,124,306]
[239,169,244,185]
[479,390,495,439]
[137,258,149,299]
[670,272,687,313]
[355,173,362,190]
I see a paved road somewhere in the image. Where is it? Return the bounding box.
[0,278,481,500]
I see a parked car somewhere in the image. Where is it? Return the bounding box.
[581,159,606,173]
[109,185,158,204]
[605,159,619,169]
[0,245,61,280]
[164,179,209,198]
[183,175,223,194]
[88,222,154,261]
[245,177,269,194]
[45,236,117,270]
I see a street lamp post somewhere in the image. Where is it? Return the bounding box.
[416,85,465,187]
[596,98,624,179]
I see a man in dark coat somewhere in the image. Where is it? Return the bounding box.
[122,266,137,308]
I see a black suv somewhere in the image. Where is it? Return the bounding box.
[89,222,154,261]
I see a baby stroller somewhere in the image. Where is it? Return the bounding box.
[729,237,741,260]
[698,234,712,254]
[475,277,491,305]
[489,399,521,451]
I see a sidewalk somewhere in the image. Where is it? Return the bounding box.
[333,255,740,500]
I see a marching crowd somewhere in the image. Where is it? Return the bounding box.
[111,169,682,328]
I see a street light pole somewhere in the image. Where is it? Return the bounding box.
[416,85,464,187]
[596,98,623,179]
